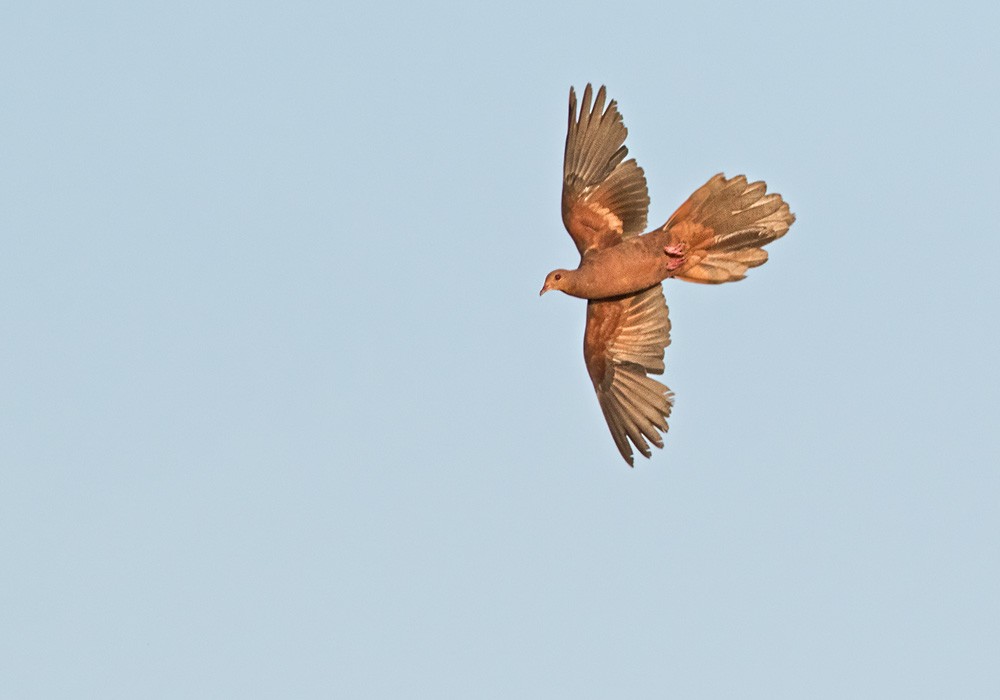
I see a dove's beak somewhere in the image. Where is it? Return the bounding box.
[539,284,549,296]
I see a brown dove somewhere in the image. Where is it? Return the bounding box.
[540,84,795,466]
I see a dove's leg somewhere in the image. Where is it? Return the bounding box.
[664,243,686,271]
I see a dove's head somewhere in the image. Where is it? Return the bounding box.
[539,269,572,296]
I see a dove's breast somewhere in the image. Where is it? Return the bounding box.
[568,236,672,299]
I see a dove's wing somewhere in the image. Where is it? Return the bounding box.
[562,84,650,256]
[584,285,674,466]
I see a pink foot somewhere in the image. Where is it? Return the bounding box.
[664,243,686,271]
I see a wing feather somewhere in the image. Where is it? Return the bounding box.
[562,84,650,255]
[584,286,674,466]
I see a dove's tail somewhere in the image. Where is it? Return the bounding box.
[658,174,795,284]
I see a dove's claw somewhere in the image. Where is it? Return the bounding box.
[664,243,686,271]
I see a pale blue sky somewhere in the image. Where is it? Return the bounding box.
[2,1,999,697]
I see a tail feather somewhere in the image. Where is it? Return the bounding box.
[662,174,794,284]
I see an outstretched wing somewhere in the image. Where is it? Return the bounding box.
[562,84,650,256]
[661,173,795,284]
[584,285,674,466]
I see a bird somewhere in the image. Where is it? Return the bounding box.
[540,84,795,466]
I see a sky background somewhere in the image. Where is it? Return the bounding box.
[2,1,999,697]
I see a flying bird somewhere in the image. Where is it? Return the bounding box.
[540,84,795,466]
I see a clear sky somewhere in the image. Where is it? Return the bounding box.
[2,1,998,697]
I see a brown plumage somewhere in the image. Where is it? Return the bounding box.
[540,84,795,466]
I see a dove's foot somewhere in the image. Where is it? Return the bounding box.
[664,243,686,271]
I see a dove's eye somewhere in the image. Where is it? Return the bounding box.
[554,273,562,281]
